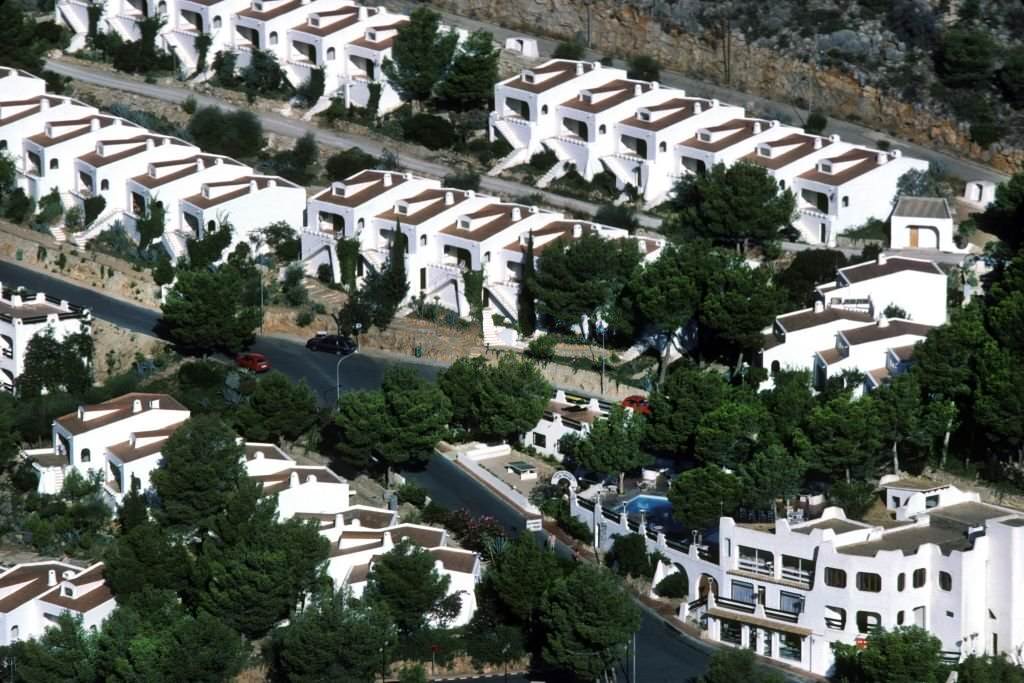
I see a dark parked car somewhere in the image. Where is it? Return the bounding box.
[306,334,357,355]
[236,352,270,373]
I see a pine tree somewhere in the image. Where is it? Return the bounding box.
[518,233,537,336]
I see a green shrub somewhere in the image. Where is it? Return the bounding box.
[626,54,660,81]
[397,482,428,507]
[295,309,314,327]
[553,40,585,60]
[325,147,378,182]
[181,95,198,114]
[805,110,828,134]
[594,203,639,232]
[654,572,689,599]
[526,334,558,363]
[528,148,557,171]
[83,195,106,225]
[401,113,457,150]
[316,263,333,283]
[442,169,481,191]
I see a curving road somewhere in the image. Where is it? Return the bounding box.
[43,59,663,229]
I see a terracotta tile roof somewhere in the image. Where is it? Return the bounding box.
[347,563,370,583]
[106,425,184,463]
[390,524,445,548]
[375,188,475,226]
[440,204,536,243]
[39,564,114,613]
[775,307,873,333]
[798,147,884,186]
[839,319,933,346]
[562,79,653,114]
[838,256,944,284]
[243,442,291,461]
[182,175,298,210]
[237,0,303,20]
[55,393,188,435]
[888,344,917,361]
[290,9,360,37]
[816,347,843,365]
[330,540,382,557]
[620,98,714,132]
[130,154,243,189]
[429,547,478,573]
[27,116,138,148]
[78,136,192,168]
[680,118,770,152]
[743,133,830,170]
[504,60,597,94]
[312,170,408,208]
[0,562,81,614]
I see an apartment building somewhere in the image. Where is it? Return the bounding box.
[676,118,787,177]
[124,153,253,261]
[0,561,115,646]
[525,389,610,461]
[571,478,1024,676]
[21,115,142,202]
[0,284,90,394]
[0,95,98,158]
[762,253,946,389]
[179,174,305,257]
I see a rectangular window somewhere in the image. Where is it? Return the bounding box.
[939,571,952,591]
[778,633,802,661]
[731,581,755,605]
[782,555,814,584]
[856,611,881,633]
[738,546,774,576]
[913,568,926,588]
[898,573,906,592]
[419,267,426,291]
[926,494,940,508]
[780,592,804,614]
[533,433,546,448]
[824,567,846,588]
[946,611,955,618]
[720,620,742,645]
[897,610,905,625]
[856,572,882,593]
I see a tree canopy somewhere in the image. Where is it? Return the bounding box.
[382,7,459,105]
[18,328,94,399]
[562,405,649,492]
[439,355,551,441]
[159,267,261,354]
[832,626,949,683]
[667,465,743,530]
[233,371,319,443]
[437,30,499,110]
[364,539,458,634]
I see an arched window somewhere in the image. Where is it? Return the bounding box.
[659,141,667,152]
[778,180,786,189]
[541,104,549,115]
[483,251,491,263]
[598,124,607,134]
[157,0,166,13]
[419,235,427,246]
[0,140,6,150]
[81,448,91,463]
[357,218,365,231]
[326,47,336,61]
[206,220,216,234]
[49,158,59,170]
[269,31,278,46]
[770,360,780,375]
[100,179,109,191]
[9,626,18,641]
[212,16,222,29]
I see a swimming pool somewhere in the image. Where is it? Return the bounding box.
[620,494,676,530]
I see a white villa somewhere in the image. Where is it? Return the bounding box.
[300,169,665,326]
[525,389,610,461]
[55,0,463,114]
[0,561,115,646]
[490,59,927,244]
[571,477,1024,677]
[0,284,90,394]
[762,253,947,390]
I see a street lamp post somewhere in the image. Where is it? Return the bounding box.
[336,349,358,403]
[595,318,608,394]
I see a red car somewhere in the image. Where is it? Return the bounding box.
[621,395,651,416]
[236,352,270,373]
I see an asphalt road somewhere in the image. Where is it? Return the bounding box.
[43,60,662,229]
[0,260,439,402]
[2,259,716,681]
[406,454,715,683]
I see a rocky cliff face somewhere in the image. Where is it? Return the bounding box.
[439,0,1024,173]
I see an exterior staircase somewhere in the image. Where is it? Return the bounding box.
[161,230,191,263]
[302,95,334,121]
[49,226,67,243]
[487,146,531,176]
[72,208,124,247]
[536,159,571,189]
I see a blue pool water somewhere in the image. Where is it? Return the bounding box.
[621,494,677,531]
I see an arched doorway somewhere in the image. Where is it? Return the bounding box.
[699,574,719,600]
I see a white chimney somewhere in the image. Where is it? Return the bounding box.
[693,102,702,114]
[382,531,394,551]
[148,163,157,177]
[444,191,454,205]
[633,84,642,97]
[878,317,889,328]
[753,121,762,134]
[47,570,57,586]
[146,138,155,150]
[650,81,659,90]
[306,474,316,484]
[813,137,823,150]
[434,560,445,574]
[289,471,300,488]
[149,398,160,409]
[195,157,205,170]
[267,178,277,188]
[131,399,142,413]
[358,5,367,19]
[40,98,50,111]
[572,223,583,238]
[511,207,522,221]
[248,179,258,193]
[876,151,887,164]
[90,117,101,131]
[383,172,392,187]
[467,190,475,198]
[77,406,85,420]
[575,62,584,75]
[711,98,720,107]
[830,134,841,142]
[813,300,824,313]
[877,252,887,266]
[214,157,223,165]
[334,512,344,528]
[254,450,264,460]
